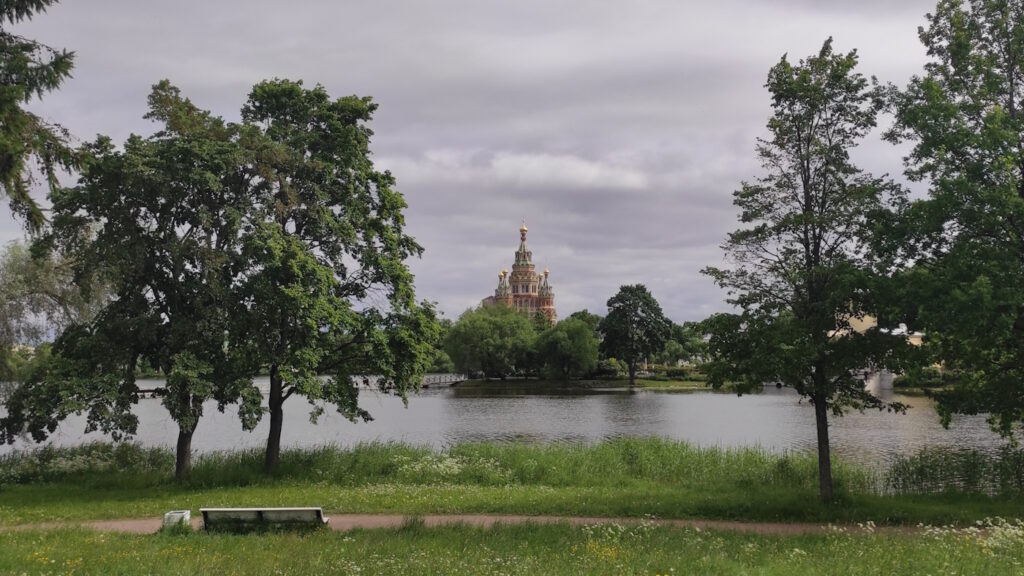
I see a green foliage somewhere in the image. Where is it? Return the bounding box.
[598,285,671,385]
[885,0,1024,439]
[6,440,1024,531]
[567,309,602,333]
[656,339,686,366]
[892,367,960,390]
[664,366,699,380]
[0,0,76,230]
[0,242,105,350]
[665,321,707,365]
[584,358,624,379]
[444,306,536,378]
[3,339,47,379]
[535,318,599,380]
[702,39,915,501]
[2,79,438,474]
[0,242,99,413]
[428,349,456,373]
[531,311,553,334]
[231,78,437,470]
[0,438,865,492]
[0,442,173,485]
[886,446,1024,495]
[1,82,252,479]
[427,317,456,373]
[5,520,1024,576]
[0,241,105,388]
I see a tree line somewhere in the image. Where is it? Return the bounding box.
[441,284,705,386]
[704,1,1024,501]
[0,1,439,478]
[6,0,1024,506]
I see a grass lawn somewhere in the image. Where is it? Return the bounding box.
[3,520,1023,575]
[1,439,1022,527]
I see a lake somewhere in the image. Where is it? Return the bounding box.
[0,376,1009,468]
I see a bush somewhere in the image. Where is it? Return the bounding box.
[664,367,691,379]
[587,358,625,379]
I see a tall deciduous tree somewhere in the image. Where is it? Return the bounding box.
[1,0,76,230]
[1,82,254,478]
[665,321,707,366]
[886,0,1024,438]
[444,305,536,379]
[0,240,105,395]
[536,318,599,380]
[0,241,104,351]
[428,317,456,373]
[233,79,437,472]
[567,309,603,334]
[702,39,914,501]
[598,284,670,386]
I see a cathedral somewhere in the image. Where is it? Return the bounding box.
[482,222,557,322]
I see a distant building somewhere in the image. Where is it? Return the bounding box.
[482,222,556,322]
[830,314,925,391]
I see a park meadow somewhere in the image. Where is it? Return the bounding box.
[4,0,1024,574]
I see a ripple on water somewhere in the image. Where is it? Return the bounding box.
[0,380,1008,469]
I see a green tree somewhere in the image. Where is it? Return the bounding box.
[232,79,437,472]
[567,309,602,333]
[1,82,254,478]
[668,321,708,365]
[0,240,105,402]
[657,339,686,366]
[598,285,670,386]
[536,318,599,380]
[1,342,50,400]
[1,0,76,230]
[444,306,536,378]
[531,311,553,334]
[427,317,456,373]
[886,0,1024,438]
[702,39,914,501]
[0,241,105,376]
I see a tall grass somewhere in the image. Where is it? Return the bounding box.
[5,519,1024,575]
[0,438,871,492]
[0,442,173,485]
[3,438,1022,497]
[885,446,1024,495]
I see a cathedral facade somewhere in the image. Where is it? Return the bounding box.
[482,223,556,322]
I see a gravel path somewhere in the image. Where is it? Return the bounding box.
[7,514,907,536]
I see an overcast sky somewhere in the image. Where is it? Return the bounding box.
[6,0,939,322]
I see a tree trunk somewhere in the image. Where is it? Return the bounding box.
[812,392,834,502]
[264,364,284,473]
[175,425,195,480]
[628,361,636,387]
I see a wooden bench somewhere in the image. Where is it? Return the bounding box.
[200,507,329,531]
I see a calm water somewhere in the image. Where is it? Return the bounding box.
[0,378,1009,468]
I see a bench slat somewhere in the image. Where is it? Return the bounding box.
[200,507,328,529]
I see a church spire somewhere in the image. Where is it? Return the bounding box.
[482,221,555,322]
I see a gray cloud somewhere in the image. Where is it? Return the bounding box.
[4,0,938,322]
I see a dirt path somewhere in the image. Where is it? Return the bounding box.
[9,514,906,536]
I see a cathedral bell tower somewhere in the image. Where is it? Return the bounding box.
[482,222,556,321]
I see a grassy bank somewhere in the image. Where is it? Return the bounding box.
[1,439,1023,527]
[3,520,1024,575]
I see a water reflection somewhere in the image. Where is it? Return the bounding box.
[0,379,1008,468]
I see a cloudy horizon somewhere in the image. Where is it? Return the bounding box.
[5,0,939,322]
